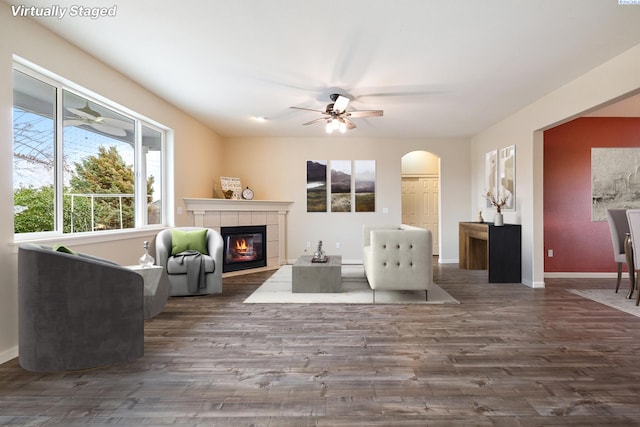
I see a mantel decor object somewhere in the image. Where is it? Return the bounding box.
[311,240,328,263]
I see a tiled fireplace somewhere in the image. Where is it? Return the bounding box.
[183,198,293,276]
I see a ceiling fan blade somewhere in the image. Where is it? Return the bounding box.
[67,106,99,120]
[63,119,85,127]
[332,95,350,114]
[100,117,135,131]
[343,118,357,130]
[90,123,127,137]
[346,110,384,118]
[302,117,327,126]
[290,106,328,114]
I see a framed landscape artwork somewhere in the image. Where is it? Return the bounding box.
[306,160,376,213]
[306,160,327,212]
[330,160,352,212]
[354,160,376,212]
[591,147,640,221]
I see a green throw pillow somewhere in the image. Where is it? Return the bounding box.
[171,229,209,256]
[53,244,76,255]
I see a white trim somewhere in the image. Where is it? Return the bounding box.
[544,272,632,279]
[10,226,166,253]
[0,346,18,366]
[184,198,293,212]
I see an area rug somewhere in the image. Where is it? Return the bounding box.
[569,289,640,318]
[244,265,459,304]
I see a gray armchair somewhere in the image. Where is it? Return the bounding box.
[155,227,223,296]
[18,243,144,372]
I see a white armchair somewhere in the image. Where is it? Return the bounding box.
[362,224,434,302]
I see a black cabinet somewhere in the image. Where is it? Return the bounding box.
[488,224,521,283]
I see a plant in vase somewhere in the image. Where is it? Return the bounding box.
[484,188,509,225]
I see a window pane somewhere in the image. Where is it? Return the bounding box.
[13,71,56,233]
[142,125,163,225]
[62,90,135,232]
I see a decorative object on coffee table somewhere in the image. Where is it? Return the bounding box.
[312,240,327,263]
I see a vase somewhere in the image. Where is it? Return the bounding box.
[138,241,155,268]
[494,212,504,226]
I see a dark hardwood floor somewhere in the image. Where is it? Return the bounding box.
[2,261,640,426]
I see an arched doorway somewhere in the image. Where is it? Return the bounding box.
[401,151,440,256]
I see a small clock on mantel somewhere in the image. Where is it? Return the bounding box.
[241,186,254,200]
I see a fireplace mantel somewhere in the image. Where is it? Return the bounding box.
[183,198,294,275]
[184,198,293,213]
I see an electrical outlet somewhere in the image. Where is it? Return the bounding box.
[177,206,183,215]
[335,242,341,249]
[548,249,553,257]
[306,241,311,248]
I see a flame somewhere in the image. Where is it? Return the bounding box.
[235,239,248,251]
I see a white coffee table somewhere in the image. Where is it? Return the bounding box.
[292,255,342,293]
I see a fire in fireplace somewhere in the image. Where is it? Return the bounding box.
[221,225,266,273]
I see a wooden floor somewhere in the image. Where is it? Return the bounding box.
[2,262,640,426]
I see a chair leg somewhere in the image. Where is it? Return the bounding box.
[372,290,375,304]
[425,290,428,301]
[625,235,635,299]
[615,263,622,293]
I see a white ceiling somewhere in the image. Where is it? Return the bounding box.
[11,0,640,138]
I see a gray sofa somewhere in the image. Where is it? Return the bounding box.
[18,243,144,372]
[362,224,434,301]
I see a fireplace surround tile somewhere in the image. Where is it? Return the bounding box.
[184,198,293,275]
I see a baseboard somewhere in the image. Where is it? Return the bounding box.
[544,272,631,279]
[0,345,18,366]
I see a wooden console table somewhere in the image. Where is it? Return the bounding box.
[459,222,521,283]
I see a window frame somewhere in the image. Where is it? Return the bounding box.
[13,57,170,243]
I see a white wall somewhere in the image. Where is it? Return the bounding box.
[471,43,640,288]
[0,8,224,362]
[402,151,440,175]
[220,137,470,264]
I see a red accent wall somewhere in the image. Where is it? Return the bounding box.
[544,117,640,272]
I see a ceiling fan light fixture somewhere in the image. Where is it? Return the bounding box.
[325,119,334,134]
[339,120,347,133]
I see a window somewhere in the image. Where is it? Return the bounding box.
[13,62,167,237]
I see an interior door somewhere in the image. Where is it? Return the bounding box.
[401,175,439,255]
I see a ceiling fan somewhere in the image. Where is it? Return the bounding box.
[290,93,383,133]
[64,102,134,137]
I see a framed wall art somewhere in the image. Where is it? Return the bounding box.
[498,145,515,210]
[330,160,352,212]
[354,160,376,212]
[306,160,327,212]
[485,150,498,208]
[591,147,640,221]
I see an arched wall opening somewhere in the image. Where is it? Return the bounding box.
[401,150,441,256]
